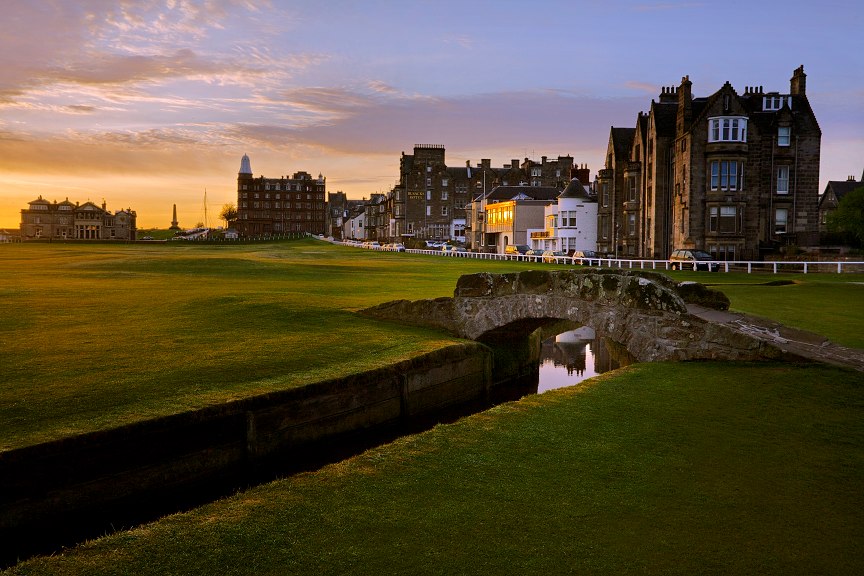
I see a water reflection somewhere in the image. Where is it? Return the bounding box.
[537,327,632,393]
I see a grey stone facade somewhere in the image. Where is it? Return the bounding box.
[390,145,584,244]
[599,66,822,260]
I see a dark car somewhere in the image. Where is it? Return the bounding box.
[669,249,718,271]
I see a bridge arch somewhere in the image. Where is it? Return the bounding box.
[361,269,783,363]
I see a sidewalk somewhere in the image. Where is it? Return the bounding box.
[687,304,864,372]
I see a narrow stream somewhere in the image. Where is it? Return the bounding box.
[3,325,634,569]
[537,326,632,393]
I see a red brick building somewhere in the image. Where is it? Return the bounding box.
[235,154,326,236]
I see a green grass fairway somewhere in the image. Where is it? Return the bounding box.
[2,241,862,452]
[6,361,863,575]
[0,239,542,451]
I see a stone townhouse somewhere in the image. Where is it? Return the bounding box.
[363,194,387,242]
[598,66,821,261]
[818,171,862,232]
[389,144,582,245]
[20,196,136,240]
[235,154,326,236]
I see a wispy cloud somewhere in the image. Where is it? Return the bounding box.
[443,34,475,49]
[633,2,705,11]
[624,81,659,94]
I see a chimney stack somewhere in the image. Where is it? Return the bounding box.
[790,65,806,96]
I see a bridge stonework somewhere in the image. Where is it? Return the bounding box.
[361,269,787,363]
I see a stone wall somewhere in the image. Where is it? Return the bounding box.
[361,269,780,363]
[0,343,492,566]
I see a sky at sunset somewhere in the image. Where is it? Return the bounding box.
[1,0,862,229]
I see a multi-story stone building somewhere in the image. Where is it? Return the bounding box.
[20,197,136,240]
[598,66,821,260]
[236,154,326,236]
[390,145,580,245]
[364,194,387,242]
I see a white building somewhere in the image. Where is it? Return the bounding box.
[344,210,366,240]
[530,178,597,253]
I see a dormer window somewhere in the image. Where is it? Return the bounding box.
[763,95,791,111]
[708,117,748,143]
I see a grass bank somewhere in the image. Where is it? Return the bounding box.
[6,361,862,575]
[2,240,862,451]
[0,239,540,451]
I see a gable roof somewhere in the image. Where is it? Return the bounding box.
[824,178,862,202]
[650,101,678,138]
[558,178,593,200]
[610,127,635,160]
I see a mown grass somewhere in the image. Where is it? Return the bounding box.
[0,240,544,451]
[1,242,862,451]
[659,269,864,348]
[6,361,863,575]
[3,241,863,574]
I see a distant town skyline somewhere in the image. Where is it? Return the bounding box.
[1,0,862,229]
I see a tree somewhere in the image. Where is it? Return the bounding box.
[219,203,238,229]
[826,185,864,248]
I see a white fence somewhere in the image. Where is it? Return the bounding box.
[338,241,863,274]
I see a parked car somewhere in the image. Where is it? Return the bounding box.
[669,249,718,271]
[504,244,531,258]
[542,250,568,264]
[525,248,542,258]
[390,243,406,252]
[572,250,597,265]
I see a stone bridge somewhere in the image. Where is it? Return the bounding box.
[361,269,788,363]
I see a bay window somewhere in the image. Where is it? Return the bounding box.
[708,117,748,143]
[709,160,744,191]
[709,205,740,234]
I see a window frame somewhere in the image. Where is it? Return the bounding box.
[708,116,748,143]
[709,205,740,234]
[775,208,788,235]
[777,166,790,195]
[709,160,744,192]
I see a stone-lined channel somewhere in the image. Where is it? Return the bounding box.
[2,328,631,568]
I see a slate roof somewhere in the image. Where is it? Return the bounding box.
[481,185,561,203]
[651,101,678,138]
[824,178,862,202]
[558,178,593,200]
[610,128,635,161]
